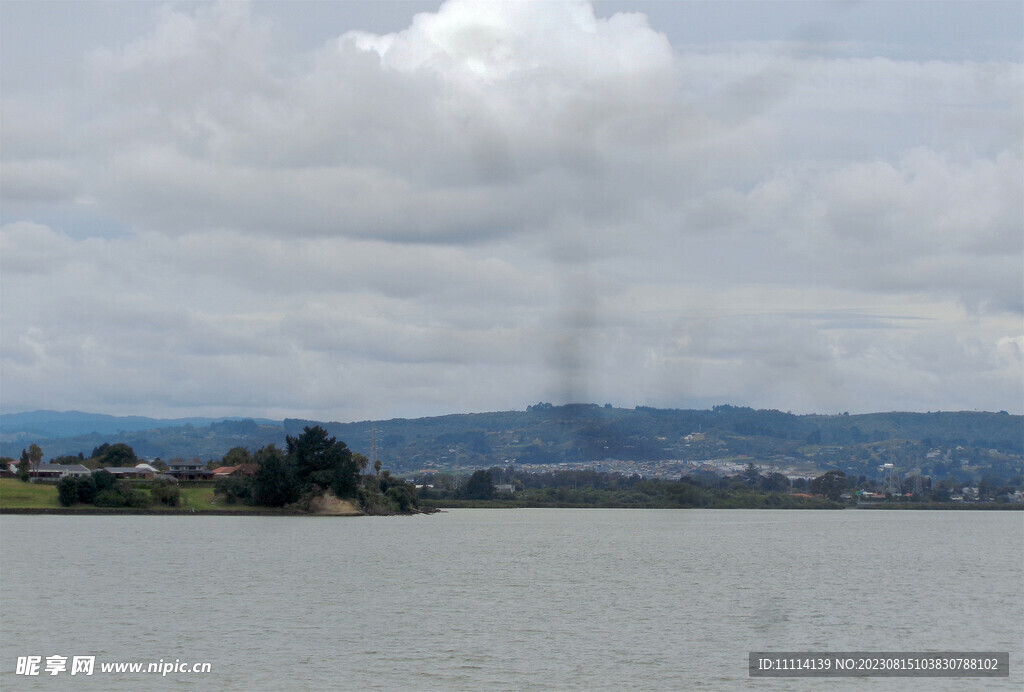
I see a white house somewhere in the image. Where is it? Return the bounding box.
[30,464,92,481]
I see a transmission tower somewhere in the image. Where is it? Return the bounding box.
[880,426,902,496]
[881,463,902,495]
[909,472,926,496]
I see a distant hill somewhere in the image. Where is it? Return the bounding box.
[0,410,279,443]
[1,405,1020,483]
[303,403,1023,472]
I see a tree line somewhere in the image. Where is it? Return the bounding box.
[213,426,420,514]
[417,467,841,508]
[56,470,180,509]
[416,463,1022,507]
[21,426,422,514]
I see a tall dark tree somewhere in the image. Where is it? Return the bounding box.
[107,443,137,466]
[286,426,362,498]
[222,446,252,466]
[761,471,791,492]
[18,444,43,480]
[463,469,494,500]
[740,462,761,487]
[27,444,43,470]
[810,470,848,501]
[251,445,300,507]
[17,450,31,481]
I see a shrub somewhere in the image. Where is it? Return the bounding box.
[93,489,126,507]
[386,484,417,512]
[93,485,152,508]
[56,477,79,507]
[150,480,180,507]
[214,476,252,505]
[121,486,152,509]
[92,469,116,492]
[77,475,99,503]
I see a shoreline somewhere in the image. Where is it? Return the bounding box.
[3,503,1019,515]
[0,506,361,516]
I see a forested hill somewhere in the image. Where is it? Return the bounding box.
[0,410,278,441]
[302,404,1022,469]
[5,405,1019,479]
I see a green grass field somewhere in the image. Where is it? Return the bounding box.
[0,478,281,512]
[0,478,62,508]
[179,486,239,511]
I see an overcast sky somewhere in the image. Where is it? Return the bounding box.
[1,0,1021,421]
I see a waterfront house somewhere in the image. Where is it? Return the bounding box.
[165,459,213,481]
[102,466,155,480]
[30,464,92,481]
[211,464,258,477]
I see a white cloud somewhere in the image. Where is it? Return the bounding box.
[1,0,1021,419]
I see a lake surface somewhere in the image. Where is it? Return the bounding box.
[1,509,1021,690]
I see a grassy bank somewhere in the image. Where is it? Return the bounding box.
[0,478,62,509]
[0,478,294,514]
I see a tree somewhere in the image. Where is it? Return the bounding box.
[97,443,137,466]
[761,472,791,492]
[286,426,361,498]
[811,470,848,501]
[222,446,252,466]
[251,445,300,507]
[740,462,761,487]
[463,469,494,500]
[27,444,43,470]
[18,444,43,480]
[17,449,31,481]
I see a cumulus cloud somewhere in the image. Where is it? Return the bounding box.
[1,0,1021,419]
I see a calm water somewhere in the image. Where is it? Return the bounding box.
[1,509,1021,690]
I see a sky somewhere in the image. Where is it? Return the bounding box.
[1,0,1021,422]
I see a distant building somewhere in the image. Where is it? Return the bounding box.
[210,464,258,477]
[102,466,155,480]
[30,464,92,481]
[165,460,213,481]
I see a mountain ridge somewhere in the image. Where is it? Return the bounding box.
[2,406,1020,486]
[0,410,280,442]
